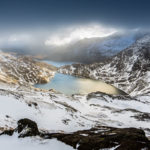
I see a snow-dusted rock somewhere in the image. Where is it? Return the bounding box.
[0,51,57,85]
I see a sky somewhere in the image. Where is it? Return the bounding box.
[0,0,150,29]
[0,0,150,60]
[0,0,150,30]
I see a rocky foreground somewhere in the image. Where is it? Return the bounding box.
[0,51,150,149]
[1,118,150,150]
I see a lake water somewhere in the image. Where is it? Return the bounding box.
[35,61,127,96]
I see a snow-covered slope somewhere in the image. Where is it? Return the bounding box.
[59,35,150,96]
[0,83,150,149]
[1,84,150,132]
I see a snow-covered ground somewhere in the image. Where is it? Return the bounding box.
[0,83,150,135]
[0,83,150,149]
[0,134,74,150]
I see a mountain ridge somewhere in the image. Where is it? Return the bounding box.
[59,34,150,95]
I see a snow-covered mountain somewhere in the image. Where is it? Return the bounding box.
[2,31,145,64]
[33,31,144,63]
[0,51,150,149]
[66,31,139,62]
[59,34,150,96]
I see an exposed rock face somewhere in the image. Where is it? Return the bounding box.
[0,129,14,136]
[49,127,150,150]
[0,51,57,85]
[1,118,150,150]
[132,113,150,121]
[17,118,39,137]
[0,118,39,137]
[59,35,150,95]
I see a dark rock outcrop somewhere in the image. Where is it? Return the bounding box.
[0,129,14,136]
[17,118,39,137]
[0,118,39,137]
[132,113,150,121]
[45,127,150,150]
[86,91,129,100]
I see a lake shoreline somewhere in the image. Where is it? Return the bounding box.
[35,60,128,96]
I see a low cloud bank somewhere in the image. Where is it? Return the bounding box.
[0,23,147,63]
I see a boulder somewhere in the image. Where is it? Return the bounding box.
[17,118,39,138]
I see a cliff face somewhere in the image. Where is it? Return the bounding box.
[0,51,57,85]
[59,35,150,96]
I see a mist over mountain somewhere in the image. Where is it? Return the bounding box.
[42,30,146,63]
[0,28,148,63]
